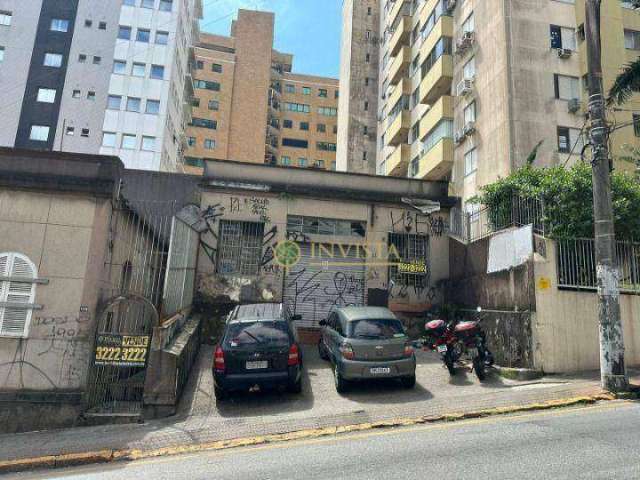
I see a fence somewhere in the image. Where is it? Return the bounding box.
[450,195,545,243]
[162,217,199,319]
[557,238,640,294]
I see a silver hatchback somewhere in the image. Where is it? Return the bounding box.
[318,306,416,393]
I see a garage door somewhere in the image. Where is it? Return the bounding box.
[283,243,366,328]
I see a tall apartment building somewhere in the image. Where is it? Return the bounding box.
[0,0,201,171]
[343,0,640,211]
[184,10,340,174]
[336,0,380,174]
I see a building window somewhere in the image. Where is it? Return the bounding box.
[285,84,295,93]
[316,141,337,152]
[141,0,154,8]
[29,125,50,142]
[150,64,165,79]
[36,88,56,103]
[0,11,12,26]
[331,161,336,170]
[136,29,151,43]
[194,79,220,91]
[0,253,38,338]
[126,97,141,112]
[99,22,107,30]
[72,89,81,98]
[195,60,204,69]
[554,74,580,100]
[550,25,576,51]
[43,53,63,67]
[388,233,429,289]
[302,86,311,95]
[146,99,160,114]
[118,26,132,40]
[317,123,326,133]
[113,61,127,75]
[315,159,325,168]
[298,157,307,167]
[284,102,311,113]
[333,125,338,134]
[132,62,145,76]
[364,101,369,111]
[365,53,370,63]
[159,0,173,11]
[300,122,309,131]
[216,220,265,276]
[283,119,293,128]
[557,126,583,153]
[281,156,291,166]
[121,134,136,149]
[191,97,200,107]
[87,90,95,101]
[318,106,337,116]
[123,0,135,5]
[141,136,155,151]
[624,29,640,50]
[204,139,216,149]
[287,215,366,237]
[319,89,328,97]
[464,148,478,175]
[102,132,117,147]
[155,31,169,45]
[463,56,476,80]
[50,18,69,32]
[81,128,90,137]
[282,138,309,149]
[92,56,101,65]
[187,136,196,147]
[335,90,339,99]
[84,19,92,27]
[191,118,217,129]
[409,157,419,177]
[211,63,222,73]
[0,46,4,64]
[464,101,476,124]
[66,126,74,136]
[78,54,87,63]
[208,100,219,111]
[107,95,122,110]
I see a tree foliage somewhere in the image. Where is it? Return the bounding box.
[474,163,640,240]
[608,58,640,105]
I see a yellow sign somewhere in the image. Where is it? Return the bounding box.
[537,277,552,291]
[94,334,150,367]
[397,262,427,274]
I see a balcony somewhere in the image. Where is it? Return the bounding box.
[387,77,412,111]
[419,95,453,140]
[419,55,453,105]
[419,14,453,57]
[386,110,411,146]
[389,15,411,57]
[388,0,410,30]
[388,46,411,85]
[414,137,453,180]
[386,143,411,177]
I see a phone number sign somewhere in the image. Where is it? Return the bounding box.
[94,334,151,367]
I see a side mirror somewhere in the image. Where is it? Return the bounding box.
[319,319,327,326]
[291,314,302,321]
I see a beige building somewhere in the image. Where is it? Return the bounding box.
[341,0,640,213]
[184,10,340,174]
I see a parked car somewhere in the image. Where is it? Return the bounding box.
[318,306,416,393]
[213,303,303,400]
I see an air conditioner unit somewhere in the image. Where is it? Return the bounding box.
[446,0,457,12]
[557,48,572,59]
[567,98,581,114]
[454,131,465,145]
[456,31,475,53]
[463,121,476,136]
[456,78,474,96]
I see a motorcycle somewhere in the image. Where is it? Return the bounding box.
[423,307,494,381]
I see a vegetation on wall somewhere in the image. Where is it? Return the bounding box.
[473,162,640,240]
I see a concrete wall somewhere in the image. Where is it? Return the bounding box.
[533,236,640,373]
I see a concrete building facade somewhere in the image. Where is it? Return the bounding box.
[0,0,202,172]
[336,0,381,174]
[184,10,340,174]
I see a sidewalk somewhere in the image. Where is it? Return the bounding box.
[0,346,636,465]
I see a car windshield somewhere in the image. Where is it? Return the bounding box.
[224,321,290,347]
[347,319,405,339]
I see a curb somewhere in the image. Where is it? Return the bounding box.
[494,366,544,381]
[0,392,619,474]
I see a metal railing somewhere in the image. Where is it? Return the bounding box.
[557,238,640,294]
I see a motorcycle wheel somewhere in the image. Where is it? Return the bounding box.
[473,356,486,381]
[444,355,456,376]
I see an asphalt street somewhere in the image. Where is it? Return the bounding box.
[9,401,640,480]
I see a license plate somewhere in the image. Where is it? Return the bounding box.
[246,360,268,370]
[467,348,478,357]
[437,345,448,353]
[370,367,391,374]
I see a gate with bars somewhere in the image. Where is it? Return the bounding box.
[85,200,199,416]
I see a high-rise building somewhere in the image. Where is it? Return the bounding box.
[341,0,640,211]
[336,0,380,174]
[184,10,340,174]
[0,0,202,172]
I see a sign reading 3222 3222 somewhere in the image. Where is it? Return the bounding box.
[94,334,150,367]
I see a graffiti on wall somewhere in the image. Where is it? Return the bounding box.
[389,210,449,236]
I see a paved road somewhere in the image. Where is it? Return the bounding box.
[11,401,640,480]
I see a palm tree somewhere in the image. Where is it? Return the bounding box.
[608,58,640,105]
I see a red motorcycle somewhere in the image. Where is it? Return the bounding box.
[424,307,494,381]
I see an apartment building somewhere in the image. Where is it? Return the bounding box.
[184,10,340,174]
[0,0,202,172]
[343,0,640,210]
[336,0,380,174]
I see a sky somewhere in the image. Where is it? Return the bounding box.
[201,0,342,78]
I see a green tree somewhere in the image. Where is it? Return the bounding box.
[608,58,640,106]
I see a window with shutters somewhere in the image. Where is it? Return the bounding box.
[0,253,37,337]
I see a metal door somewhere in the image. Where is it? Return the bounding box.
[284,243,366,328]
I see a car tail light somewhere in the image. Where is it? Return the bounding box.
[404,342,414,357]
[339,342,355,360]
[288,343,300,366]
[214,345,225,373]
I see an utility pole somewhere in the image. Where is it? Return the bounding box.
[584,0,628,392]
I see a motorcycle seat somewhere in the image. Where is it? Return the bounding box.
[454,321,478,332]
[425,319,445,330]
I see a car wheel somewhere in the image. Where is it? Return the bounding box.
[334,367,348,394]
[401,374,416,389]
[214,386,228,402]
[287,377,303,394]
[318,340,329,360]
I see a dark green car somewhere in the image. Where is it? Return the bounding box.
[318,306,416,393]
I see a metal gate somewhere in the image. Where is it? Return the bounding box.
[283,243,366,328]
